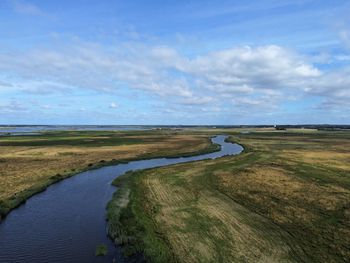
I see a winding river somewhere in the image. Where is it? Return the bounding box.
[0,135,243,263]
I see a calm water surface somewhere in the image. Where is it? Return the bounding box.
[0,125,149,135]
[0,135,243,263]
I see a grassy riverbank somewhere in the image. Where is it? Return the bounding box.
[0,130,218,219]
[108,129,350,262]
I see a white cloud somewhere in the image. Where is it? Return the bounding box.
[0,80,13,87]
[0,41,348,113]
[178,96,214,106]
[0,100,28,113]
[41,104,52,109]
[334,54,350,61]
[10,0,44,16]
[109,102,118,109]
[0,80,14,91]
[339,29,350,49]
[184,46,321,91]
[304,68,350,99]
[231,95,280,111]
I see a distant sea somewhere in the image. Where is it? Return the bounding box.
[0,125,150,135]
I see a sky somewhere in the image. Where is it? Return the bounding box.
[0,0,349,125]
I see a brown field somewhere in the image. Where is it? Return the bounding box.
[0,130,216,218]
[110,129,350,263]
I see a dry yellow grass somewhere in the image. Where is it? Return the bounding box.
[281,150,350,171]
[0,132,214,214]
[112,129,350,262]
[216,166,350,222]
[137,162,301,263]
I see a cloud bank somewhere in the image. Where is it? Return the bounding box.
[0,41,349,122]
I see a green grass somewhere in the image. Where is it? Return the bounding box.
[107,171,176,262]
[95,244,108,256]
[0,131,147,147]
[107,129,350,262]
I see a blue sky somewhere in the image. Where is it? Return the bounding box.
[0,0,349,124]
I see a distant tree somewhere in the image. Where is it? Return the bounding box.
[275,126,286,130]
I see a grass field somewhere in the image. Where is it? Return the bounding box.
[0,130,218,219]
[109,129,350,262]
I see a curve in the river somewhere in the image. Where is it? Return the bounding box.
[0,135,243,263]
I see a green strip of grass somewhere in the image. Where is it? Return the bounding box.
[107,170,176,262]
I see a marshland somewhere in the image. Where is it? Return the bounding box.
[109,128,350,262]
[0,127,349,262]
[1,1,350,262]
[0,130,218,219]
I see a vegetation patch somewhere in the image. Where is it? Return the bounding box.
[107,170,175,262]
[95,244,108,256]
[0,130,217,220]
[108,129,350,262]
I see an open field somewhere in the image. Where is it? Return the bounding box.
[0,130,218,219]
[109,129,350,262]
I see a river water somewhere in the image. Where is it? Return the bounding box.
[0,135,243,263]
[0,125,149,136]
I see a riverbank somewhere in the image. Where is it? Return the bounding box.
[108,129,350,262]
[0,135,236,263]
[0,130,219,220]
